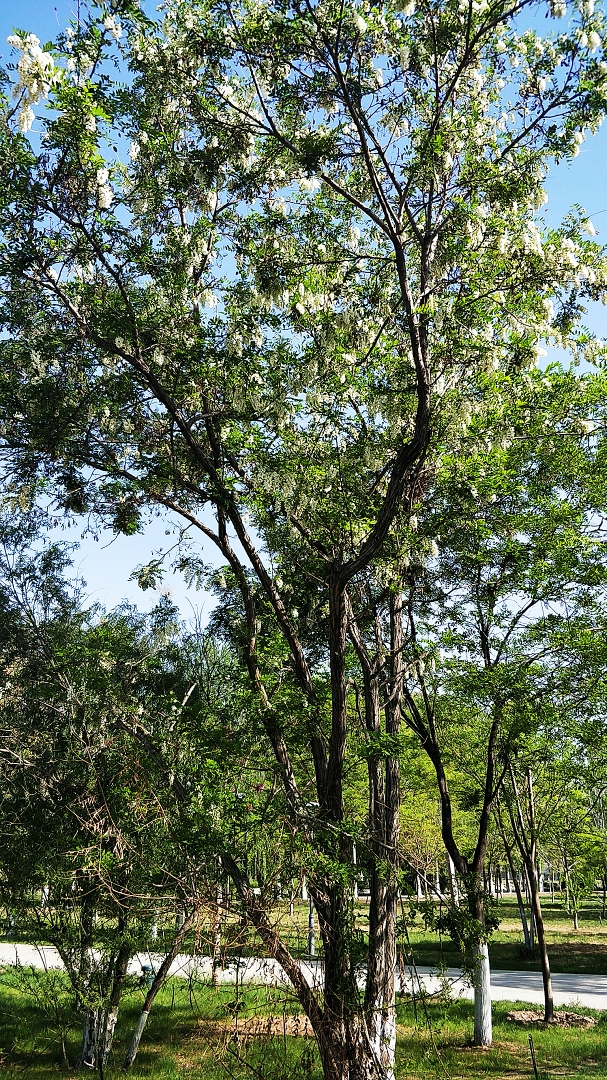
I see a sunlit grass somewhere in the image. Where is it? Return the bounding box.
[2,968,607,1079]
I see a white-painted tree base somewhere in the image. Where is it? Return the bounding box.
[473,942,492,1046]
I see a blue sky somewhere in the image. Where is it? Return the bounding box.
[2,1,607,614]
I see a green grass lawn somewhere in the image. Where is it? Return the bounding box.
[405,896,607,975]
[1,968,607,1080]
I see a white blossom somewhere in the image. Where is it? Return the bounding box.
[582,218,598,235]
[202,288,218,308]
[589,31,601,52]
[103,15,123,41]
[17,104,35,132]
[7,31,60,130]
[299,176,321,192]
[97,184,114,209]
[353,13,367,32]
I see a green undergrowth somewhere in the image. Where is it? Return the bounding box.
[1,968,607,1080]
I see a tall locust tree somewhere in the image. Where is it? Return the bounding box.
[2,1,607,1075]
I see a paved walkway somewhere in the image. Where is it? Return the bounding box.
[1,944,606,1011]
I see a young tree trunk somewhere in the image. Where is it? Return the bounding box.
[78,1009,102,1069]
[123,908,198,1069]
[211,883,222,987]
[512,866,532,951]
[473,941,492,1047]
[524,857,553,1023]
[98,935,132,1066]
[523,864,536,952]
[446,853,460,907]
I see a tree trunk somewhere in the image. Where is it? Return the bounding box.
[524,864,536,952]
[99,936,131,1066]
[211,883,222,987]
[513,867,532,951]
[123,908,198,1069]
[78,1009,102,1069]
[499,817,531,950]
[473,941,492,1047]
[524,857,553,1023]
[446,853,460,906]
[469,891,492,1047]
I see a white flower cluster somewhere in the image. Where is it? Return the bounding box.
[7,33,59,132]
[103,15,123,41]
[299,176,321,193]
[96,167,114,209]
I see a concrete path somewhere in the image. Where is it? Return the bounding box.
[1,943,606,1011]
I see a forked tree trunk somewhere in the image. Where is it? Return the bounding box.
[513,867,532,951]
[76,941,131,1069]
[498,800,532,950]
[505,767,554,1023]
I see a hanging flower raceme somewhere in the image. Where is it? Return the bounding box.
[7,33,60,132]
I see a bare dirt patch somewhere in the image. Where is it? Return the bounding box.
[193,1013,314,1041]
[506,1009,597,1028]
